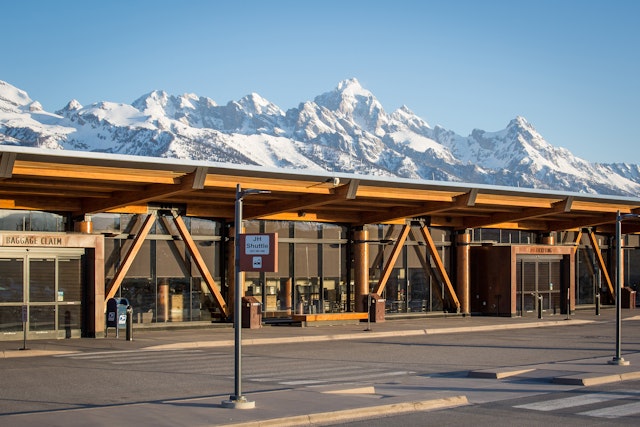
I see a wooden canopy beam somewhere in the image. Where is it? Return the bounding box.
[358,190,477,226]
[462,197,574,229]
[80,169,207,215]
[244,181,359,220]
[0,152,16,178]
[549,213,615,232]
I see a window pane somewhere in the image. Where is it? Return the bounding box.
[0,306,22,332]
[58,258,82,301]
[29,258,55,302]
[0,258,23,302]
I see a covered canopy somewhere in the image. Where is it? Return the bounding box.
[1,146,639,234]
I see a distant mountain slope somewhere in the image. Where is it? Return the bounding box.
[1,78,639,196]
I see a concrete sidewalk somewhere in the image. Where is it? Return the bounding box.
[2,310,640,426]
[3,310,629,357]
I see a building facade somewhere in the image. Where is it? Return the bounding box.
[1,147,639,340]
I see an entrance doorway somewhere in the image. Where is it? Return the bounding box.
[0,248,84,340]
[516,256,563,316]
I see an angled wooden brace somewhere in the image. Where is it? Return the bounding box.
[170,213,230,319]
[419,225,461,312]
[105,212,157,301]
[373,224,410,296]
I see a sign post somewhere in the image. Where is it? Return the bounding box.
[222,185,272,410]
[20,305,28,351]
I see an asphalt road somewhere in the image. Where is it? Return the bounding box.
[334,380,640,427]
[1,313,639,425]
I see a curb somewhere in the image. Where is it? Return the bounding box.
[144,319,596,351]
[219,395,469,427]
[553,370,640,386]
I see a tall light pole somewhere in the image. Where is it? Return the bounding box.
[222,184,269,409]
[608,210,640,366]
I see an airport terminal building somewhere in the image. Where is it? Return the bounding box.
[1,146,639,340]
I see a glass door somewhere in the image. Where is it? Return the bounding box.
[0,249,84,340]
[0,258,24,337]
[28,257,57,338]
[516,256,563,316]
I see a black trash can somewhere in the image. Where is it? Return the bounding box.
[106,297,130,337]
[241,296,262,329]
[621,287,636,309]
[363,293,385,323]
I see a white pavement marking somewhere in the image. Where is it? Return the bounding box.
[515,392,632,411]
[579,401,640,419]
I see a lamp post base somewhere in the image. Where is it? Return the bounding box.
[222,395,256,409]
[608,357,630,366]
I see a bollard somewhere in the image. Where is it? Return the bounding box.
[364,294,372,331]
[595,293,600,316]
[537,295,543,319]
[126,305,133,341]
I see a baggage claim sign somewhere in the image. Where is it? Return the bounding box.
[238,233,278,272]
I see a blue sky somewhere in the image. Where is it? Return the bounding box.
[2,0,638,163]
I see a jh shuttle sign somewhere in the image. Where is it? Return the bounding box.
[238,233,278,272]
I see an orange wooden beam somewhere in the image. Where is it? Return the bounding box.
[373,224,410,295]
[419,225,461,312]
[170,214,230,318]
[105,212,156,300]
[586,229,615,299]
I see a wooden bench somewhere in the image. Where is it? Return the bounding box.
[292,312,368,327]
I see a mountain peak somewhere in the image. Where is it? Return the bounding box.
[336,78,366,95]
[314,78,386,134]
[507,116,534,131]
[56,99,83,115]
[2,78,639,196]
[0,80,33,111]
[236,93,282,116]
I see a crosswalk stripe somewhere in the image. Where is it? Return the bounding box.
[244,365,359,379]
[579,401,640,418]
[280,379,328,385]
[55,349,207,360]
[515,392,631,411]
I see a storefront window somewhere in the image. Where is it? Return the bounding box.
[108,214,224,323]
[0,210,64,232]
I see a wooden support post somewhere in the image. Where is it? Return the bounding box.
[456,230,471,315]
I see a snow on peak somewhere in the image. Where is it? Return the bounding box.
[507,116,535,132]
[314,78,387,134]
[390,105,431,129]
[0,80,33,111]
[66,99,83,111]
[55,99,83,117]
[81,101,151,128]
[132,90,169,112]
[336,78,367,96]
[237,93,283,116]
[28,101,43,112]
[2,78,640,196]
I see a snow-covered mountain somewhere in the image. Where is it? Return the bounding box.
[1,78,639,196]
